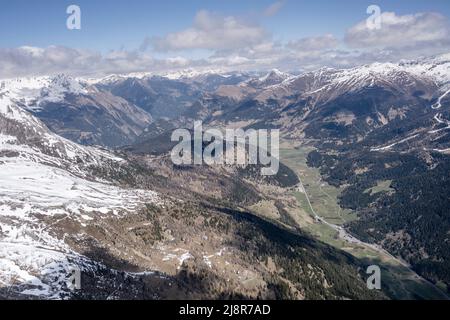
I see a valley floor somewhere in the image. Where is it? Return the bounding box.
[279,140,449,300]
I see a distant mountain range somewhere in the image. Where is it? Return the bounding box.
[3,53,448,148]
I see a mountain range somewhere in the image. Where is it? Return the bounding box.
[1,53,449,299]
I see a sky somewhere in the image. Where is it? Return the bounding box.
[1,0,450,77]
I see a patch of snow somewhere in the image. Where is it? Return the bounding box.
[370,134,420,151]
[178,252,193,268]
[432,89,450,109]
[0,158,159,217]
[203,255,212,268]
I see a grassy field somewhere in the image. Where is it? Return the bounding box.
[282,147,358,226]
[364,180,394,195]
[279,141,448,300]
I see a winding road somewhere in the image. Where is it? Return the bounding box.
[287,150,449,299]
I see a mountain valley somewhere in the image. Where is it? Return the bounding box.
[1,53,450,299]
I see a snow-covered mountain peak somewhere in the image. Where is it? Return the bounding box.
[0,97,122,172]
[251,54,450,104]
[47,74,86,94]
[0,76,50,106]
[85,68,235,85]
[39,74,88,108]
[159,68,230,80]
[259,69,291,83]
[240,69,293,91]
[0,74,89,112]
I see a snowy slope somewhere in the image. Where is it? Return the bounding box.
[0,98,121,171]
[86,68,232,85]
[254,53,450,103]
[257,69,292,85]
[0,74,89,112]
[0,96,160,299]
[1,74,152,148]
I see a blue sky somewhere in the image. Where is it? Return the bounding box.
[1,0,449,51]
[1,0,450,77]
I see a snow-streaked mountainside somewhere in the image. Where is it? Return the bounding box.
[2,53,449,151]
[250,54,450,104]
[299,53,450,90]
[0,94,160,298]
[0,74,88,112]
[3,53,449,99]
[86,68,239,85]
[1,74,153,147]
[190,53,450,157]
[257,69,293,86]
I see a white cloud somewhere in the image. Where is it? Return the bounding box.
[0,46,209,78]
[264,1,285,17]
[3,10,450,78]
[165,56,191,67]
[345,12,450,49]
[152,10,268,52]
[208,55,251,66]
[287,34,339,51]
[0,46,100,77]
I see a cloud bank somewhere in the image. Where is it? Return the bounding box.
[152,10,268,52]
[345,12,450,49]
[1,10,450,78]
